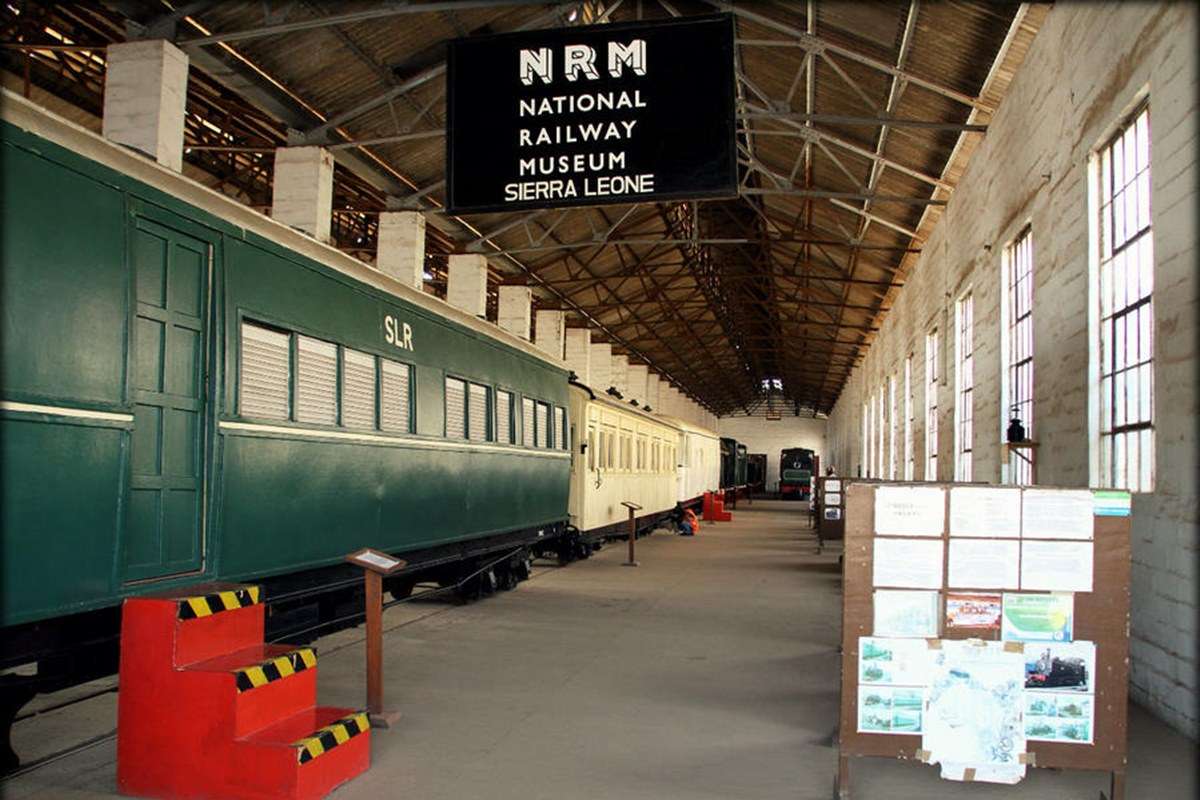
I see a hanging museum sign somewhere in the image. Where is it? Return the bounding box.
[446,14,737,214]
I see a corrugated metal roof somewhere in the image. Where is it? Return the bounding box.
[1,0,1048,415]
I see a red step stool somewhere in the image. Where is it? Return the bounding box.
[117,583,371,800]
[711,496,733,522]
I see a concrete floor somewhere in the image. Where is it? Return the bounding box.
[4,501,1196,799]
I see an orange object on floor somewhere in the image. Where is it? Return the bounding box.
[117,583,371,800]
[683,508,700,535]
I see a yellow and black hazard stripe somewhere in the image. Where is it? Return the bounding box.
[177,586,261,620]
[294,712,370,765]
[234,648,316,693]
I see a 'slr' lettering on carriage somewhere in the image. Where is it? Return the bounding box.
[384,315,414,351]
[519,40,647,85]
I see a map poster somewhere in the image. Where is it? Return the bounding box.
[922,640,1027,784]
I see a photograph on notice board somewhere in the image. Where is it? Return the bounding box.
[859,636,931,685]
[1024,641,1095,693]
[945,592,1002,630]
[857,685,924,735]
[1024,692,1094,744]
[824,507,841,521]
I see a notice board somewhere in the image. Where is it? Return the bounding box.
[446,14,737,214]
[837,482,1131,799]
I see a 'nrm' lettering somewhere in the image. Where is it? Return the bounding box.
[519,39,647,85]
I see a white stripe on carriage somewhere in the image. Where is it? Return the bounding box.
[219,420,571,457]
[0,401,134,423]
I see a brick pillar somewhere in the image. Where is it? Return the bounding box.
[627,364,648,406]
[565,328,591,385]
[646,373,661,411]
[447,254,488,317]
[610,355,628,398]
[271,146,334,242]
[590,343,612,391]
[377,211,425,289]
[497,286,532,340]
[103,40,189,171]
[534,310,566,359]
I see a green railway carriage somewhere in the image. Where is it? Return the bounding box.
[0,96,571,682]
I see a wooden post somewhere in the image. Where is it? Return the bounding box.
[620,501,642,567]
[345,548,407,729]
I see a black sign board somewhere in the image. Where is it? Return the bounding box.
[446,14,737,214]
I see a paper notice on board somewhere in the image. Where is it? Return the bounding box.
[1022,490,1093,540]
[826,479,842,493]
[874,537,944,589]
[1001,593,1073,643]
[874,590,940,637]
[1020,541,1093,591]
[948,539,1020,589]
[874,486,945,536]
[949,487,1021,537]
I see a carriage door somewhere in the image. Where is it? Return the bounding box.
[124,215,211,581]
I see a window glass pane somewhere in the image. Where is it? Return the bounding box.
[341,349,376,430]
[445,377,466,439]
[522,398,535,446]
[240,322,290,420]
[536,402,550,448]
[496,390,512,444]
[468,383,489,442]
[587,427,596,470]
[556,406,567,451]
[380,360,412,433]
[296,335,337,424]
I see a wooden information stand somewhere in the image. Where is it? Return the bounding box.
[837,482,1131,799]
[815,476,847,550]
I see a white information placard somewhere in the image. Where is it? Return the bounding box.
[949,487,1021,537]
[826,492,842,506]
[874,537,944,589]
[1022,490,1094,540]
[948,539,1020,589]
[1020,540,1094,591]
[826,479,842,493]
[874,486,945,536]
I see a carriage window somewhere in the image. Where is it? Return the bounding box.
[445,377,467,439]
[555,406,567,451]
[239,321,290,420]
[522,397,535,446]
[468,383,490,442]
[536,401,551,447]
[296,335,338,425]
[380,360,412,433]
[341,348,377,431]
[496,390,514,444]
[587,427,596,470]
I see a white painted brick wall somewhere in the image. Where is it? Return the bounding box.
[610,355,628,397]
[627,363,648,406]
[589,342,612,390]
[825,2,1198,738]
